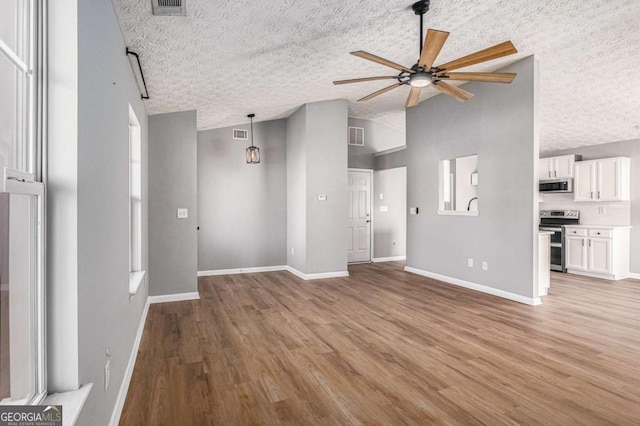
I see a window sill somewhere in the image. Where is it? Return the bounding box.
[129,270,146,296]
[437,210,479,216]
[43,383,92,426]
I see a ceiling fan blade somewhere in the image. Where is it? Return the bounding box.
[433,81,474,102]
[435,41,517,72]
[418,29,449,69]
[405,87,422,108]
[333,76,398,85]
[351,51,415,74]
[358,82,405,102]
[437,72,517,83]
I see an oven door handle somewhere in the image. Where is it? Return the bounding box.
[550,242,562,248]
[540,227,562,232]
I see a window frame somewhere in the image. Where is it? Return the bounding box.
[0,0,47,405]
[128,105,144,295]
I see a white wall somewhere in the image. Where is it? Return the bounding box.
[374,167,406,259]
[454,155,478,212]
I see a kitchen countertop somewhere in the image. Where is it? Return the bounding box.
[563,224,633,229]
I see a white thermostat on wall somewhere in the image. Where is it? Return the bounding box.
[177,208,188,219]
[318,195,327,201]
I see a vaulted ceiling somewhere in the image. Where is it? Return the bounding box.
[113,0,640,152]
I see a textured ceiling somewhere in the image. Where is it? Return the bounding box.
[113,0,640,152]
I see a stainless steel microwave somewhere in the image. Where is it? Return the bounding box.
[539,178,573,193]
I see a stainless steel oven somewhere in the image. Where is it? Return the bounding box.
[539,210,580,272]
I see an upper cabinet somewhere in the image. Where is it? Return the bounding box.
[574,157,630,202]
[539,155,581,180]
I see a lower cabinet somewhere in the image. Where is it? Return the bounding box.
[564,226,629,280]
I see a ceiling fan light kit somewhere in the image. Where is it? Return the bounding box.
[334,0,519,108]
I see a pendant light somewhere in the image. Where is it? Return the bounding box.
[246,113,260,164]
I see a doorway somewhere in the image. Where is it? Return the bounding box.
[347,169,372,263]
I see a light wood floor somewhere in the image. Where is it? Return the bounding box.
[121,262,640,425]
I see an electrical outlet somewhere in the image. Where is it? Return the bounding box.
[468,258,473,267]
[104,359,111,391]
[291,247,294,255]
[379,193,384,200]
[482,261,488,271]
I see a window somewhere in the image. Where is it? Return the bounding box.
[129,105,144,295]
[0,0,46,405]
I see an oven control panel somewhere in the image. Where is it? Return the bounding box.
[540,210,580,218]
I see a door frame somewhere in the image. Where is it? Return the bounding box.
[347,168,374,263]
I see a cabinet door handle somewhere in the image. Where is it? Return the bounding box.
[589,239,592,247]
[554,170,557,177]
[590,191,593,199]
[597,191,600,199]
[548,171,551,178]
[582,239,584,246]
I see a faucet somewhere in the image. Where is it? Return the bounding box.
[467,197,478,211]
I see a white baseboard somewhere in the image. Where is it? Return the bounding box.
[148,292,200,304]
[373,256,406,263]
[286,266,349,280]
[109,298,150,426]
[404,266,541,306]
[197,265,287,276]
[626,272,640,280]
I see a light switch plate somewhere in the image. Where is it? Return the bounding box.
[318,195,327,201]
[177,208,188,219]
[380,205,388,212]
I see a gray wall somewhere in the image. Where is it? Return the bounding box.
[287,100,349,274]
[73,0,150,423]
[374,167,407,259]
[197,119,287,271]
[406,56,539,299]
[286,106,307,272]
[148,111,198,296]
[543,139,640,274]
[375,147,407,171]
[348,118,405,169]
[306,100,349,274]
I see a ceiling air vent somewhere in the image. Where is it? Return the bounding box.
[348,126,364,146]
[233,129,248,140]
[152,0,186,16]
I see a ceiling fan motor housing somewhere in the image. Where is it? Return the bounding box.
[412,0,430,15]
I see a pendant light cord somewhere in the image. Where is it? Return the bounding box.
[248,113,255,148]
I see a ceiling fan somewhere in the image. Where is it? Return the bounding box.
[334,0,519,108]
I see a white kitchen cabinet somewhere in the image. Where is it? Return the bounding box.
[588,238,611,275]
[573,157,630,202]
[565,236,587,271]
[565,226,630,280]
[539,154,581,180]
[574,161,595,202]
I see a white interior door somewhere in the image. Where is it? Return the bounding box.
[347,170,371,263]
